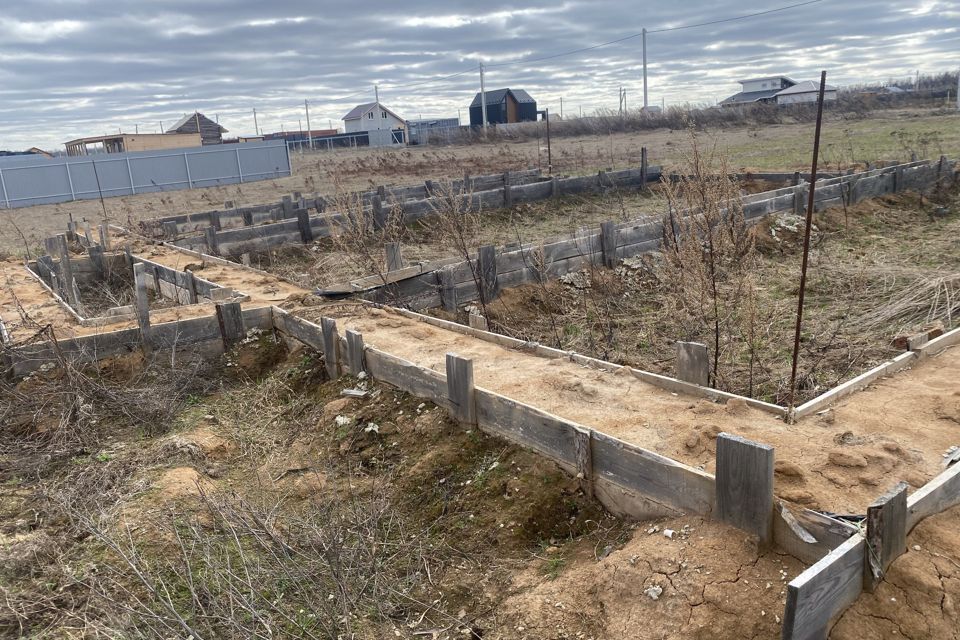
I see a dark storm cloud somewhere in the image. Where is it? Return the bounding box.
[0,0,958,149]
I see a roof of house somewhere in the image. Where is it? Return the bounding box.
[342,102,404,121]
[720,88,783,105]
[470,88,537,108]
[166,112,228,134]
[737,75,798,85]
[776,80,837,95]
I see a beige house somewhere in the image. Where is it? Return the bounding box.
[64,132,201,156]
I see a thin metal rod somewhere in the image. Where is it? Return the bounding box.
[788,70,828,411]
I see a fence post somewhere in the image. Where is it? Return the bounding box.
[345,329,365,376]
[133,263,152,353]
[320,317,340,379]
[205,227,219,255]
[675,341,709,387]
[55,234,78,306]
[296,209,313,243]
[445,353,476,425]
[574,427,594,498]
[715,433,775,546]
[235,148,244,183]
[600,220,617,268]
[183,153,193,188]
[864,482,908,593]
[439,266,457,312]
[477,245,498,304]
[503,171,513,207]
[126,157,136,194]
[215,302,245,347]
[208,210,222,231]
[385,242,403,272]
[640,147,648,191]
[0,167,9,208]
[372,196,386,231]
[65,163,76,200]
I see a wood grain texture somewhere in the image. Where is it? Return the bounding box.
[574,427,594,498]
[445,353,476,424]
[296,209,313,243]
[477,245,497,304]
[906,461,960,531]
[774,503,858,565]
[345,329,365,375]
[716,433,774,544]
[132,263,151,349]
[215,302,245,345]
[600,221,617,268]
[321,316,340,378]
[865,482,908,592]
[782,535,864,640]
[364,347,450,410]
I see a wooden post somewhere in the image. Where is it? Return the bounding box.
[36,255,54,283]
[385,242,403,272]
[224,200,235,210]
[296,209,313,243]
[600,220,617,268]
[573,427,594,498]
[215,302,245,347]
[241,210,253,226]
[477,245,498,304]
[124,246,134,277]
[468,312,488,331]
[205,226,219,255]
[87,245,105,276]
[133,262,151,353]
[184,270,198,304]
[640,147,648,191]
[372,196,386,231]
[83,225,93,247]
[345,329,365,375]
[503,171,513,207]
[598,169,607,188]
[675,341,709,387]
[445,353,476,425]
[320,317,340,379]
[162,221,178,238]
[864,482,908,593]
[98,224,110,250]
[551,175,559,197]
[715,433,775,546]
[424,179,435,196]
[208,210,222,231]
[281,194,294,217]
[55,234,78,306]
[151,265,162,295]
[439,266,457,312]
[793,180,805,216]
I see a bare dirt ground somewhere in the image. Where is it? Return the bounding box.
[1,106,957,253]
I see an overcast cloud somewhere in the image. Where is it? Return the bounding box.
[1,0,958,150]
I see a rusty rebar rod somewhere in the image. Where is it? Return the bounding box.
[787,70,828,412]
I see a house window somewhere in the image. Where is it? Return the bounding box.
[367,112,374,119]
[381,111,387,118]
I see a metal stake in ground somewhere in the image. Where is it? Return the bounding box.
[787,70,828,412]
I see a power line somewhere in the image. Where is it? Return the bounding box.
[486,0,828,68]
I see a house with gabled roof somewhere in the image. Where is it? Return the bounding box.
[166,112,227,145]
[775,80,838,105]
[342,102,406,134]
[469,88,538,126]
[720,76,797,107]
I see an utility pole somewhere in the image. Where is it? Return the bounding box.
[253,108,259,136]
[135,123,138,134]
[560,96,563,119]
[915,69,920,92]
[160,120,164,132]
[642,27,649,109]
[305,99,313,151]
[957,67,959,110]
[479,61,488,133]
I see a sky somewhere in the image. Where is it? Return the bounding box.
[1,0,958,151]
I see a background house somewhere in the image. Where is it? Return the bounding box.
[343,103,405,134]
[720,76,797,107]
[776,81,838,105]
[64,132,202,156]
[469,88,537,126]
[166,112,228,145]
[406,117,461,145]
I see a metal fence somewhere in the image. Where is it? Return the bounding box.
[0,140,291,209]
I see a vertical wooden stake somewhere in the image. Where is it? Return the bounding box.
[205,227,219,255]
[215,302,245,347]
[445,353,476,425]
[550,175,559,197]
[208,210,222,231]
[372,196,386,231]
[640,147,648,191]
[503,171,513,207]
[600,220,617,268]
[477,245,498,305]
[385,242,403,272]
[133,262,152,353]
[345,329,365,376]
[55,234,78,306]
[320,316,340,379]
[162,221,178,238]
[864,482,908,593]
[574,427,594,498]
[716,433,775,546]
[296,209,313,243]
[281,194,294,216]
[98,224,110,250]
[439,266,457,312]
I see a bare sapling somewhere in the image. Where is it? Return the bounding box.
[657,131,764,392]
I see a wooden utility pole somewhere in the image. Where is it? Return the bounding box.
[305,99,313,150]
[479,61,488,134]
[642,27,649,109]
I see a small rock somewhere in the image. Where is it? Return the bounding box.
[644,585,663,600]
[913,544,921,551]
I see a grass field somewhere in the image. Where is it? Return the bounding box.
[1,106,958,253]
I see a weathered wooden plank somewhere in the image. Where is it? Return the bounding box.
[590,429,715,515]
[676,341,709,386]
[133,263,151,351]
[345,329,365,375]
[864,482,908,592]
[320,316,340,378]
[773,503,857,565]
[716,433,774,544]
[475,388,578,464]
[478,245,498,304]
[574,427,594,498]
[600,220,617,268]
[215,302,245,346]
[782,535,864,640]
[445,353,476,424]
[906,460,960,531]
[364,347,450,409]
[385,242,403,272]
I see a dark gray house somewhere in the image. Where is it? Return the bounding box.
[469,88,537,126]
[166,112,228,145]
